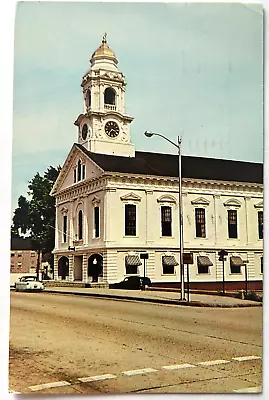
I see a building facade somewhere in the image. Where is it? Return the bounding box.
[10,237,41,285]
[51,35,263,291]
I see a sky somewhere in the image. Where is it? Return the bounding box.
[10,1,264,216]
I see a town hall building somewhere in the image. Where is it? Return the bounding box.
[51,35,263,291]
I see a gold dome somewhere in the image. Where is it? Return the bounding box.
[91,33,116,59]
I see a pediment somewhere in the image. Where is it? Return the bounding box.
[191,197,210,206]
[223,198,241,208]
[157,195,177,203]
[50,144,104,196]
[120,192,141,202]
[254,201,263,209]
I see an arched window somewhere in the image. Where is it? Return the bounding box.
[87,90,91,108]
[104,87,116,105]
[78,160,82,181]
[78,210,83,240]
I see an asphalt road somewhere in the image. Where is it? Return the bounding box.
[9,291,262,395]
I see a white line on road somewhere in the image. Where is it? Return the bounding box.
[232,355,261,362]
[122,368,158,376]
[29,381,71,391]
[234,386,262,393]
[78,374,117,383]
[198,360,230,366]
[162,363,196,370]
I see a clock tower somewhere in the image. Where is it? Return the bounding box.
[74,34,135,157]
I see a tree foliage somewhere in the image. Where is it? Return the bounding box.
[12,166,61,255]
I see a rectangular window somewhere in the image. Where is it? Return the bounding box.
[163,265,175,274]
[63,215,67,243]
[17,253,22,257]
[228,210,238,238]
[74,169,77,183]
[161,206,172,236]
[258,211,263,240]
[94,207,100,238]
[82,165,86,180]
[195,208,206,238]
[261,257,263,274]
[126,265,138,274]
[10,264,15,269]
[125,204,136,236]
[11,252,15,257]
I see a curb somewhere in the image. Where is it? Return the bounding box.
[43,289,262,308]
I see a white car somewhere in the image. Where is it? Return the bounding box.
[15,275,44,292]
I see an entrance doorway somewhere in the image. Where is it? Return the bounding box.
[88,254,103,282]
[74,256,83,281]
[58,256,69,280]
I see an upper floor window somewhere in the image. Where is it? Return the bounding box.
[78,160,82,181]
[63,215,67,243]
[258,211,263,239]
[94,207,100,238]
[87,89,91,108]
[261,256,263,274]
[195,208,206,238]
[11,252,15,257]
[161,206,172,236]
[125,204,136,236]
[104,87,116,105]
[74,160,85,183]
[228,210,238,239]
[78,210,83,240]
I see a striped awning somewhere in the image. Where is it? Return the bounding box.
[125,255,142,266]
[162,256,179,267]
[230,256,245,267]
[197,256,213,267]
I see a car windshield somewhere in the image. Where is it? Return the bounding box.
[20,276,37,282]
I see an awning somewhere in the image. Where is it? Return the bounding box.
[162,255,179,266]
[197,256,213,267]
[230,256,245,267]
[125,255,142,266]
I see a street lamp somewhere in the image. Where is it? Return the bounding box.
[144,131,185,300]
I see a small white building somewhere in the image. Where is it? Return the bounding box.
[51,35,263,291]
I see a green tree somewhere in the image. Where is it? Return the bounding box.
[12,165,61,274]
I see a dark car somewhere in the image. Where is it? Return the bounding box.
[111,276,151,290]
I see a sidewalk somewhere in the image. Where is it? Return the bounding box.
[43,286,262,308]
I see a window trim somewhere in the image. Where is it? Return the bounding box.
[94,206,100,238]
[258,211,263,240]
[195,207,207,238]
[161,205,173,237]
[227,209,238,239]
[78,210,83,240]
[124,203,137,237]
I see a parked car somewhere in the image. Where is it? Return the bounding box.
[15,275,44,292]
[111,276,151,290]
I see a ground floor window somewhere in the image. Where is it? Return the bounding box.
[230,256,243,274]
[125,254,141,274]
[197,255,213,274]
[162,255,178,274]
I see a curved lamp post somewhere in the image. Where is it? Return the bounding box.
[144,131,185,300]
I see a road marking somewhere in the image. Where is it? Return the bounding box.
[198,359,230,366]
[122,368,158,376]
[232,355,261,362]
[78,374,117,383]
[162,363,196,370]
[29,381,71,391]
[234,386,262,393]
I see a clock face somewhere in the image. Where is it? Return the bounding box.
[81,124,88,140]
[105,121,120,138]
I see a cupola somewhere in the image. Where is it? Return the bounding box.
[90,33,118,71]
